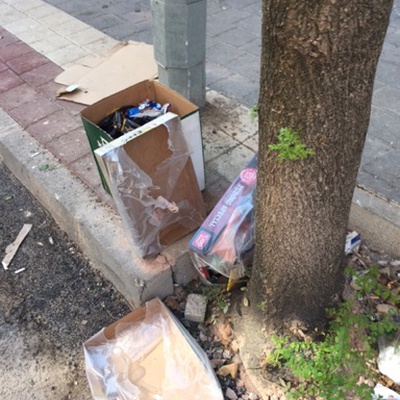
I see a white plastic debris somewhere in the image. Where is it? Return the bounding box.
[372,383,400,399]
[2,224,32,270]
[377,333,400,384]
[14,268,25,274]
[345,231,361,255]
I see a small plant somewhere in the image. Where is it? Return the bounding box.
[257,300,267,312]
[202,286,231,315]
[268,128,315,162]
[249,103,259,119]
[267,266,399,400]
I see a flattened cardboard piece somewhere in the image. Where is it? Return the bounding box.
[95,113,206,256]
[84,298,224,400]
[81,80,205,193]
[55,41,157,105]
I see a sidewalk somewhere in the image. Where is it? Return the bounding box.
[0,0,399,305]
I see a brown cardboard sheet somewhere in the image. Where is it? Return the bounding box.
[55,41,157,105]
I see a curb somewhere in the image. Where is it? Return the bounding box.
[0,108,184,307]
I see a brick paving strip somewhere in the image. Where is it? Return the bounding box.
[0,27,113,203]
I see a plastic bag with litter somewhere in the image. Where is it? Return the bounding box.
[84,298,223,400]
[99,113,205,257]
[188,154,257,285]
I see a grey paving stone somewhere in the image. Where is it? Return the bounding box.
[103,20,141,39]
[89,13,122,31]
[207,8,253,37]
[361,135,395,166]
[207,42,247,65]
[242,1,262,15]
[242,91,259,109]
[237,14,261,36]
[228,51,260,80]
[244,35,261,57]
[357,169,400,205]
[230,0,260,8]
[121,29,153,44]
[372,85,400,114]
[375,59,400,90]
[368,106,400,146]
[211,73,258,106]
[216,26,258,47]
[362,143,400,183]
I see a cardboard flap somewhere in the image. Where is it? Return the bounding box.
[55,41,158,105]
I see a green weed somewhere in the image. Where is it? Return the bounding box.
[268,128,315,162]
[267,266,399,399]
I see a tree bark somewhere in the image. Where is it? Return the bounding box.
[248,0,393,333]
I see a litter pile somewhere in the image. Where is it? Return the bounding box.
[98,100,170,139]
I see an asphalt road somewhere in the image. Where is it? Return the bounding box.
[0,161,130,400]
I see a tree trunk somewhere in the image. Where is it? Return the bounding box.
[248,0,393,333]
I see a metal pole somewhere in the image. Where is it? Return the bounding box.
[151,0,206,107]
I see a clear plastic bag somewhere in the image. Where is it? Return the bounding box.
[189,155,257,285]
[84,298,223,400]
[101,113,205,257]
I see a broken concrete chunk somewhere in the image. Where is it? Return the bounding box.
[225,387,238,400]
[184,293,207,323]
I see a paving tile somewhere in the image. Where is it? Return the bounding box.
[373,86,400,114]
[0,69,23,93]
[210,71,258,106]
[59,100,86,116]
[242,133,258,153]
[12,0,44,12]
[375,59,400,90]
[37,80,65,99]
[0,60,8,72]
[206,43,247,65]
[16,25,54,45]
[206,144,255,182]
[52,18,89,37]
[25,4,59,19]
[68,27,107,47]
[90,13,122,31]
[0,29,19,48]
[21,61,63,87]
[84,37,119,57]
[357,168,400,204]
[202,123,241,162]
[362,146,400,183]
[46,127,90,164]
[26,108,81,143]
[0,41,32,62]
[40,11,74,29]
[29,34,71,55]
[217,27,258,48]
[0,83,38,111]
[227,51,260,80]
[222,104,258,140]
[6,50,48,75]
[45,44,91,67]
[3,18,43,36]
[68,153,102,190]
[0,5,24,26]
[8,96,62,128]
[207,9,252,37]
[368,106,400,146]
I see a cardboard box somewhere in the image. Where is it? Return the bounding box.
[81,80,205,193]
[84,298,223,400]
[94,112,206,256]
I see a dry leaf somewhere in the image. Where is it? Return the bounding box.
[217,362,239,379]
